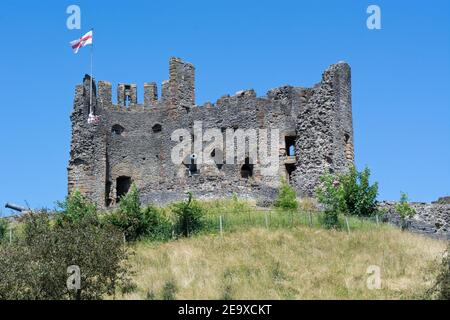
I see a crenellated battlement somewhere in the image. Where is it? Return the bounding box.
[92,57,195,110]
[89,57,317,113]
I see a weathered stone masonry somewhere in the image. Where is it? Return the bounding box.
[380,200,450,240]
[68,57,354,208]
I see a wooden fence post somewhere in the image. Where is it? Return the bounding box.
[219,215,223,237]
[265,212,269,229]
[345,216,350,234]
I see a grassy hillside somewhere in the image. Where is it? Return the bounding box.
[2,194,446,300]
[123,223,446,300]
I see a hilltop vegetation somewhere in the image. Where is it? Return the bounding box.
[0,168,448,300]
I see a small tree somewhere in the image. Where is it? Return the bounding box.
[316,166,379,228]
[275,179,298,211]
[395,192,416,230]
[339,166,379,217]
[316,166,378,216]
[0,212,132,300]
[173,192,204,237]
[316,173,344,229]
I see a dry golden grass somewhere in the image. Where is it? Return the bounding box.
[122,224,446,300]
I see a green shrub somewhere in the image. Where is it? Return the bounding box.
[139,206,173,241]
[274,179,298,211]
[161,279,178,300]
[57,190,97,224]
[395,192,416,230]
[118,184,141,217]
[319,210,340,229]
[173,192,205,237]
[107,184,172,242]
[0,212,132,300]
[231,193,247,214]
[435,244,450,299]
[316,166,378,218]
[428,243,450,300]
[0,219,8,243]
[22,209,53,244]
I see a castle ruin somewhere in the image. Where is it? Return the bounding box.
[68,57,354,208]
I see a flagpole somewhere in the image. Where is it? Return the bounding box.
[89,28,94,115]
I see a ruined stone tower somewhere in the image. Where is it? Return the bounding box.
[68,57,354,208]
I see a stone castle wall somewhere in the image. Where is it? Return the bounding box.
[380,201,450,240]
[68,57,354,208]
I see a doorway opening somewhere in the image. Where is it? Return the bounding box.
[116,176,132,202]
[285,163,296,182]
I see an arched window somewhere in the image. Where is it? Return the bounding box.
[241,157,253,178]
[152,124,162,133]
[211,149,224,170]
[112,124,125,135]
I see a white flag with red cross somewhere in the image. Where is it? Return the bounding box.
[70,30,93,54]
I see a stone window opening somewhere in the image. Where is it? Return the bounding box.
[152,124,162,133]
[285,163,296,182]
[116,176,132,203]
[72,158,86,166]
[240,157,254,179]
[285,136,296,157]
[124,85,131,107]
[188,154,199,176]
[211,149,223,170]
[112,124,125,135]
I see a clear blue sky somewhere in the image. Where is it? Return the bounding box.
[0,0,449,213]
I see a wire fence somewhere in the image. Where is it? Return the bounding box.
[201,208,384,236]
[1,208,386,244]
